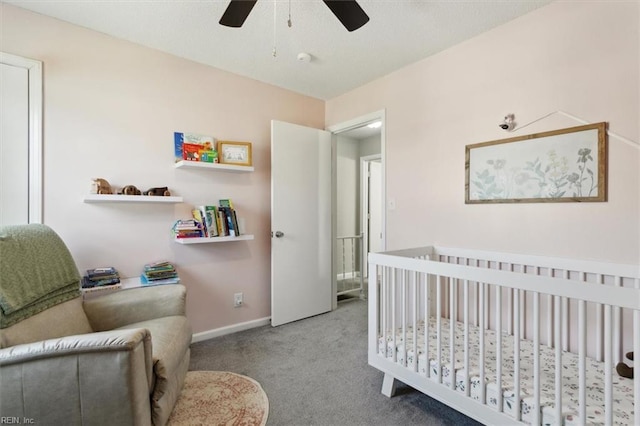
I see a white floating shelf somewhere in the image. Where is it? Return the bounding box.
[174,235,254,244]
[83,194,183,204]
[174,160,254,173]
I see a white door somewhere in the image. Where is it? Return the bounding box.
[0,53,42,226]
[0,62,29,225]
[368,160,383,253]
[271,120,332,326]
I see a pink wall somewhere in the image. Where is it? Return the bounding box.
[327,1,640,264]
[1,4,324,334]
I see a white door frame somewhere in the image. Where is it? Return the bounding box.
[360,154,381,278]
[0,52,43,224]
[327,109,386,309]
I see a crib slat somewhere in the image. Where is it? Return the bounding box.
[436,275,442,384]
[613,276,622,363]
[547,268,553,348]
[604,303,613,426]
[578,299,586,425]
[464,279,470,397]
[450,277,456,391]
[519,276,526,339]
[413,271,418,372]
[533,291,540,426]
[474,259,480,327]
[424,272,431,379]
[496,285,503,413]
[392,268,397,363]
[554,295,562,426]
[513,288,521,422]
[479,280,486,405]
[597,274,604,361]
[402,270,407,367]
[382,266,387,357]
[562,270,569,352]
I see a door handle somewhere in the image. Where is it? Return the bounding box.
[275,231,284,238]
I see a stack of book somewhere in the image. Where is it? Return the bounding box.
[82,267,121,292]
[141,261,180,285]
[172,219,204,239]
[190,199,241,238]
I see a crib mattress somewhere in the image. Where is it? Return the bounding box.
[378,318,635,425]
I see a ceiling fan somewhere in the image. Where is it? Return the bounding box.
[219,0,370,32]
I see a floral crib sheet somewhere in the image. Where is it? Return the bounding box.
[378,317,635,425]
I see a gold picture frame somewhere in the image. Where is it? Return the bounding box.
[465,122,607,204]
[218,141,252,166]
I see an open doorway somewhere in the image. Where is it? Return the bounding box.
[329,111,385,307]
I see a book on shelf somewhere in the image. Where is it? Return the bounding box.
[82,266,121,289]
[195,205,219,237]
[219,199,234,209]
[192,208,208,236]
[203,205,219,237]
[173,200,246,239]
[217,209,229,236]
[140,274,180,286]
[142,261,179,285]
[218,206,239,237]
[174,132,217,163]
[172,219,204,238]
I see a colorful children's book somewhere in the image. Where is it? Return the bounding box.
[201,206,219,237]
[219,199,234,208]
[174,132,215,162]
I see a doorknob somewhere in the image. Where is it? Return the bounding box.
[275,231,284,238]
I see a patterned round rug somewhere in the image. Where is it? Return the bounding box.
[168,371,269,426]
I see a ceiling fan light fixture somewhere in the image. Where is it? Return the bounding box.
[297,52,312,63]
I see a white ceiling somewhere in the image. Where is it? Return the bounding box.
[6,0,552,100]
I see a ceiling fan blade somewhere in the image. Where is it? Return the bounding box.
[219,0,258,28]
[322,0,369,32]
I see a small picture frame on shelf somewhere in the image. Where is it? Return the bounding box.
[218,141,252,166]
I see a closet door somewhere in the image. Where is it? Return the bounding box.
[0,53,42,226]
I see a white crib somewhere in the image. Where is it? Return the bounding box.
[368,246,640,425]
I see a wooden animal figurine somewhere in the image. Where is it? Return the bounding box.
[144,187,171,196]
[90,178,113,195]
[616,351,634,379]
[118,185,142,195]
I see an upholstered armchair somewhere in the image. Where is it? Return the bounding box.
[0,224,192,426]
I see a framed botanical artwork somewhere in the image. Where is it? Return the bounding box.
[465,122,607,204]
[217,141,252,166]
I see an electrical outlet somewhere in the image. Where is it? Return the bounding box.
[234,292,243,308]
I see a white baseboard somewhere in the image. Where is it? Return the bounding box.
[191,316,271,344]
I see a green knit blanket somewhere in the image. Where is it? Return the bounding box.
[0,224,81,328]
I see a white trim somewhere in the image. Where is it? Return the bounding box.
[191,316,271,344]
[360,154,382,279]
[328,109,386,309]
[0,52,43,224]
[327,109,386,253]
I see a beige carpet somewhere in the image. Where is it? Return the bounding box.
[168,371,269,426]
